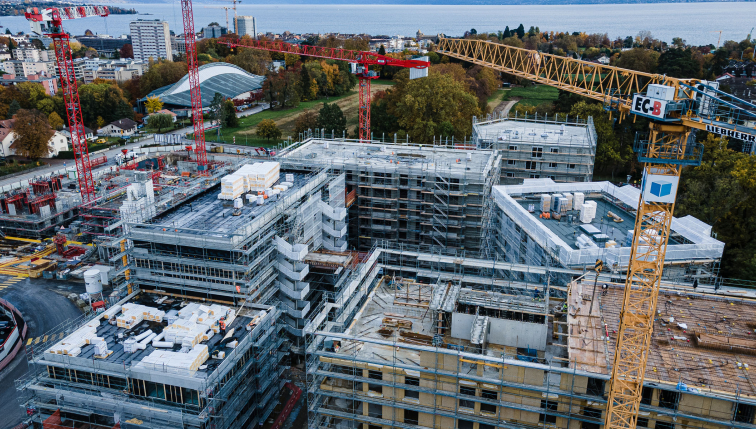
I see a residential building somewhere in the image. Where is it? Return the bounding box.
[473,113,597,184]
[202,24,227,39]
[1,60,56,78]
[129,19,172,61]
[490,178,724,283]
[60,126,96,142]
[235,16,256,38]
[281,139,502,256]
[306,245,756,429]
[171,35,187,56]
[0,119,69,157]
[11,43,51,62]
[98,118,138,137]
[75,34,132,54]
[0,73,58,96]
[0,45,11,61]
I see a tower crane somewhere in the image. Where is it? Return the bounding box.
[25,6,110,203]
[436,37,756,429]
[219,38,429,141]
[179,0,208,170]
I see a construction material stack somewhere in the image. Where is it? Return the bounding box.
[580,201,597,223]
[219,162,280,200]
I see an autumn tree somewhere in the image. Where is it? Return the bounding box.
[613,48,660,73]
[11,109,54,159]
[386,72,480,144]
[148,113,173,133]
[96,116,106,129]
[145,96,164,114]
[221,99,239,128]
[256,119,281,143]
[78,83,133,128]
[317,103,347,137]
[294,109,318,136]
[676,134,756,279]
[569,100,632,178]
[231,47,271,75]
[7,99,20,118]
[48,112,64,130]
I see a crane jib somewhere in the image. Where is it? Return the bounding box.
[705,125,756,143]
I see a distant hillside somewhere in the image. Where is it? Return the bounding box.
[0,2,137,17]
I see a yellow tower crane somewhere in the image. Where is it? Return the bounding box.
[436,37,756,429]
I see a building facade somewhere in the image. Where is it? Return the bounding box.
[1,60,56,77]
[473,113,597,184]
[202,25,227,39]
[235,16,256,38]
[129,20,172,61]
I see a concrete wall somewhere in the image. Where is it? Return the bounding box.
[452,312,548,350]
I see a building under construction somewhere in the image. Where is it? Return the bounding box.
[281,139,502,256]
[17,290,284,429]
[490,179,724,283]
[0,175,81,238]
[473,113,597,184]
[305,245,756,429]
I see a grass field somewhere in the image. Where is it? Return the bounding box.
[501,85,559,108]
[204,81,395,147]
[487,89,507,112]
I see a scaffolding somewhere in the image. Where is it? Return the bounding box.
[304,246,756,429]
[472,111,597,184]
[281,139,502,257]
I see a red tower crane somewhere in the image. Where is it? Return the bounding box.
[219,38,430,141]
[179,0,208,170]
[25,6,110,203]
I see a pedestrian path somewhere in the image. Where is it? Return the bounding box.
[27,331,66,346]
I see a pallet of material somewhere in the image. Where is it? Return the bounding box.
[382,317,412,329]
[695,333,756,355]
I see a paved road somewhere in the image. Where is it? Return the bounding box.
[0,277,84,429]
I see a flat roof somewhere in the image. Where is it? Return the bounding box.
[494,179,724,268]
[571,282,756,398]
[42,291,272,382]
[284,140,497,178]
[473,117,594,148]
[516,195,681,249]
[150,170,309,235]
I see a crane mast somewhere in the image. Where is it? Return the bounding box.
[180,0,208,169]
[436,36,756,429]
[25,6,110,203]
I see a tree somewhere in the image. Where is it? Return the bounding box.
[257,119,281,143]
[48,112,64,130]
[221,99,239,128]
[120,44,133,59]
[209,92,224,124]
[516,24,525,39]
[148,113,173,133]
[614,48,660,73]
[294,109,318,136]
[145,95,164,114]
[208,22,220,26]
[503,26,511,38]
[672,37,686,49]
[317,103,347,137]
[676,134,756,280]
[96,116,105,129]
[386,72,480,144]
[7,99,20,118]
[569,100,630,177]
[657,48,701,78]
[378,44,386,55]
[11,109,54,159]
[231,47,271,75]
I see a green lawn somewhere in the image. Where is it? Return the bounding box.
[501,85,559,108]
[201,81,395,147]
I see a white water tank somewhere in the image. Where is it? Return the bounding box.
[84,269,103,295]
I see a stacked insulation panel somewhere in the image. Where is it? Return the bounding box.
[580,201,597,223]
[219,162,281,200]
[139,344,210,372]
[573,192,585,209]
[564,193,573,211]
[540,194,551,212]
[116,304,164,329]
[47,319,101,357]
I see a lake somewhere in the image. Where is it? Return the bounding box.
[0,2,754,46]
